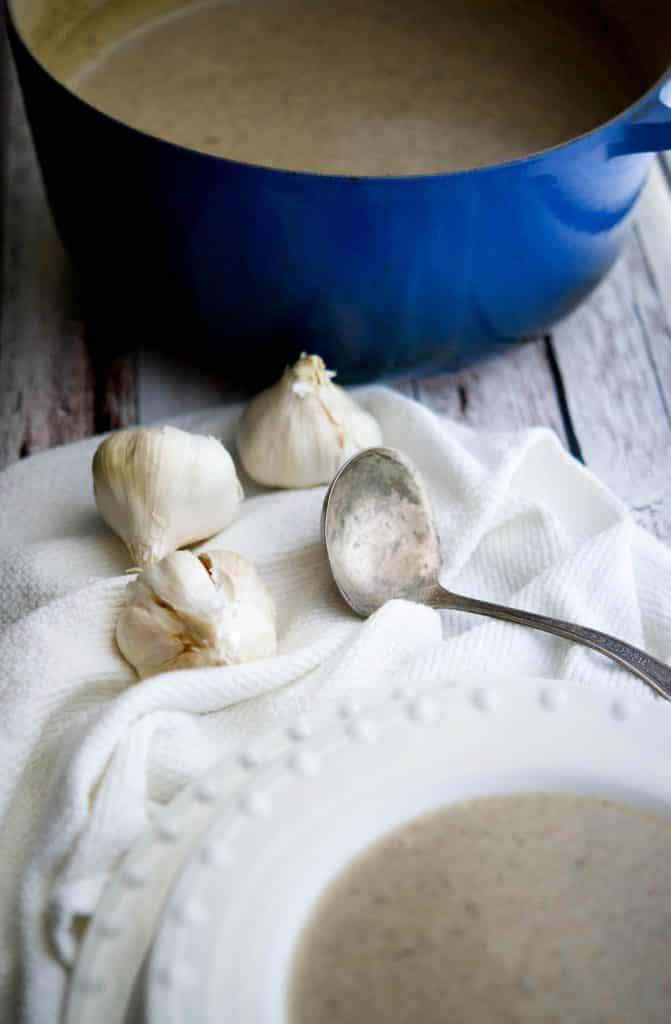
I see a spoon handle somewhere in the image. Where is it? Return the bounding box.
[433,588,671,700]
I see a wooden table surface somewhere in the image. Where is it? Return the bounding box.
[2,36,671,539]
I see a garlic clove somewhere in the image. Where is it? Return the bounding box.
[200,550,278,663]
[236,353,383,488]
[93,426,243,568]
[141,549,219,615]
[116,548,277,679]
[116,596,186,677]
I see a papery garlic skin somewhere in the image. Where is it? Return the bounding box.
[93,426,243,567]
[116,549,277,679]
[237,353,383,488]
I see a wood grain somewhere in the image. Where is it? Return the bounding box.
[0,56,95,466]
[1,20,8,298]
[552,227,671,540]
[413,339,570,447]
[634,165,671,410]
[0,54,138,468]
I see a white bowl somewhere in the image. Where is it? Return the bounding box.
[66,674,670,1024]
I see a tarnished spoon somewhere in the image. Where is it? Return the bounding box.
[322,446,671,700]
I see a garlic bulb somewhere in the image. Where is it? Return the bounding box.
[237,353,383,488]
[93,426,243,568]
[116,549,277,679]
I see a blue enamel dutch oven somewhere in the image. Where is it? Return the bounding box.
[6,1,671,384]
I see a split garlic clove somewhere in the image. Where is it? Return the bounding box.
[116,549,278,679]
[236,353,383,488]
[93,426,243,568]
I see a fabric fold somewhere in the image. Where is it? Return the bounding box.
[0,386,667,1024]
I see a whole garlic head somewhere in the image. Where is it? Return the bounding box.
[237,353,383,488]
[93,426,243,568]
[116,549,277,679]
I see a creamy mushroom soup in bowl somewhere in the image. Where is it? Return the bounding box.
[96,674,671,1024]
[289,792,671,1023]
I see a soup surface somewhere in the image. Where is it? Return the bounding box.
[289,793,671,1023]
[54,0,647,174]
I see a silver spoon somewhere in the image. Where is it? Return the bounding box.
[322,446,671,701]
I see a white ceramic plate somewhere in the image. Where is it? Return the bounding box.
[66,674,671,1024]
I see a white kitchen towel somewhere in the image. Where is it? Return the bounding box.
[1,386,670,1023]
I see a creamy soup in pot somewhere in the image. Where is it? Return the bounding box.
[40,0,649,174]
[288,793,671,1023]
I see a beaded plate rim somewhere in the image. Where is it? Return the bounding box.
[65,673,666,1024]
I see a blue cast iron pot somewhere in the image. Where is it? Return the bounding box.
[7,1,671,384]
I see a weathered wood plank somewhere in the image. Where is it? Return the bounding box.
[635,160,671,332]
[0,57,138,467]
[1,21,9,293]
[0,59,95,468]
[415,339,570,446]
[552,220,671,541]
[628,222,671,431]
[660,152,671,185]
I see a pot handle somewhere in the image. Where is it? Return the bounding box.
[616,77,671,154]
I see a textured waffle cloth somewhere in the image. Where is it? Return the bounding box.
[0,387,669,1022]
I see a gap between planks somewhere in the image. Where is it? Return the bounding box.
[551,173,671,541]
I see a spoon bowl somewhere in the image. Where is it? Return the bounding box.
[323,446,671,701]
[322,447,442,616]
